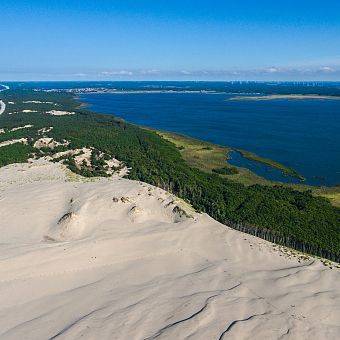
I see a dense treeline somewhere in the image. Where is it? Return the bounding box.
[226,220,340,262]
[1,88,340,261]
[0,143,35,167]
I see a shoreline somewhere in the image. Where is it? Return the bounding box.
[228,94,340,101]
[0,84,10,92]
[76,95,305,183]
[149,129,340,207]
[235,149,305,181]
[77,92,340,187]
[75,96,336,190]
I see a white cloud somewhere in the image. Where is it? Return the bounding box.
[73,73,87,77]
[320,66,335,73]
[7,64,339,81]
[139,69,160,75]
[100,70,133,76]
[265,67,279,73]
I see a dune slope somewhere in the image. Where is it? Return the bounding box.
[0,160,339,339]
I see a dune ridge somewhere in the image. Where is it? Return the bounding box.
[0,160,339,339]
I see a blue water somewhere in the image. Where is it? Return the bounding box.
[9,81,339,187]
[79,90,340,187]
[228,151,302,184]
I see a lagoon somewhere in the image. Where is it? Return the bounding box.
[74,85,339,186]
[79,91,339,186]
[80,91,340,186]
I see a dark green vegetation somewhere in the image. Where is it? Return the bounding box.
[1,88,340,262]
[0,143,34,167]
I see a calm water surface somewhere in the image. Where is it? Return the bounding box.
[80,92,340,186]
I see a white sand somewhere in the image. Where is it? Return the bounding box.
[0,85,9,114]
[33,137,55,149]
[33,137,69,149]
[0,138,27,148]
[10,124,33,132]
[74,147,92,167]
[47,110,75,116]
[49,148,83,160]
[37,126,54,135]
[0,160,339,339]
[0,100,5,115]
[23,101,54,104]
[105,157,124,175]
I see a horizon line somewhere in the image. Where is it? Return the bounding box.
[1,79,340,83]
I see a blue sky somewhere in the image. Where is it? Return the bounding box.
[1,0,340,80]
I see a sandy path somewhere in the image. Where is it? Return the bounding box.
[0,160,339,339]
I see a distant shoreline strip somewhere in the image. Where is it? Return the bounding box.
[228,94,340,101]
[0,84,10,92]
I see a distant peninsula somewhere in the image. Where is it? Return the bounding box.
[228,94,340,101]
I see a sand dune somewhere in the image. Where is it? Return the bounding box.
[0,160,339,339]
[47,110,75,116]
[0,100,5,115]
[0,138,28,148]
